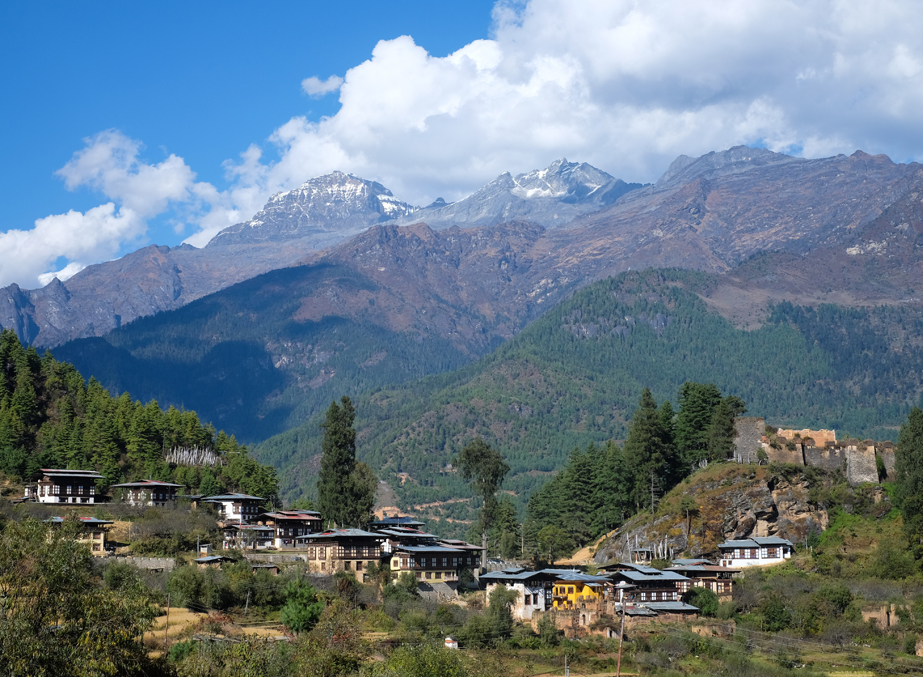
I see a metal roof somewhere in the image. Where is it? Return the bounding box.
[111,480,184,488]
[261,512,321,520]
[297,528,382,539]
[45,516,113,525]
[378,528,438,539]
[371,516,425,526]
[718,536,794,549]
[40,468,104,478]
[643,601,700,612]
[671,558,712,566]
[610,570,690,583]
[480,570,551,582]
[202,493,265,501]
[546,571,610,583]
[667,564,740,574]
[600,562,661,574]
[395,545,465,553]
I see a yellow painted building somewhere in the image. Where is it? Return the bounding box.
[550,574,609,608]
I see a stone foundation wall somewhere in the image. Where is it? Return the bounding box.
[847,444,880,485]
[803,445,847,473]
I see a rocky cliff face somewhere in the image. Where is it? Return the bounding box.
[208,171,416,246]
[593,465,830,565]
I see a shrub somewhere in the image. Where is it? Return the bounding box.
[683,587,719,617]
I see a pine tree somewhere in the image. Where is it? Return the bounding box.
[676,382,723,469]
[624,388,669,512]
[317,396,374,528]
[896,406,923,557]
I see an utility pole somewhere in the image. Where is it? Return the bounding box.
[244,589,250,615]
[615,581,635,677]
[164,593,171,650]
[564,653,569,677]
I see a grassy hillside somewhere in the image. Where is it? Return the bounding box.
[256,270,923,511]
[54,262,475,443]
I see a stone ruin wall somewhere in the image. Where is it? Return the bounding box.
[733,417,892,486]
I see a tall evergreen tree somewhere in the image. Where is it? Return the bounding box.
[676,382,723,468]
[318,396,358,527]
[317,396,375,528]
[706,395,747,461]
[624,388,670,512]
[896,406,923,557]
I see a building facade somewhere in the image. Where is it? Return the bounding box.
[202,493,265,523]
[46,516,113,555]
[27,469,104,504]
[110,479,184,507]
[258,510,323,548]
[297,529,385,582]
[717,536,794,568]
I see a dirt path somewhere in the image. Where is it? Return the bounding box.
[556,529,618,566]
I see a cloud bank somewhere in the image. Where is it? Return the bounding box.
[7,0,923,288]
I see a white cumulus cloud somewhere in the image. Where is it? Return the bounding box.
[301,75,344,97]
[9,0,923,287]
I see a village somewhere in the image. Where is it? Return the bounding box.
[21,464,800,640]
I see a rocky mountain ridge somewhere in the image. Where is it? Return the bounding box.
[207,171,416,246]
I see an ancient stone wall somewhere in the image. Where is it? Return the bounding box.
[762,440,804,465]
[776,428,837,445]
[803,444,848,473]
[847,443,880,486]
[732,417,765,463]
[879,445,896,479]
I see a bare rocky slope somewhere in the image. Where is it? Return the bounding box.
[592,463,838,565]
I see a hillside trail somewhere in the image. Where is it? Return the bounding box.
[556,529,618,566]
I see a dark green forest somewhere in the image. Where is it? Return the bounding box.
[0,329,278,499]
[54,262,477,443]
[255,270,923,520]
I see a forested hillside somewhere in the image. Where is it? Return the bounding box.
[0,329,277,499]
[54,262,474,443]
[256,270,923,515]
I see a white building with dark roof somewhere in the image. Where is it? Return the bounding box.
[202,492,265,523]
[717,536,794,568]
[26,469,104,504]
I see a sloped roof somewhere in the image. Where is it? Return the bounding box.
[45,516,113,526]
[644,601,699,613]
[667,564,741,574]
[41,468,104,478]
[193,556,234,564]
[371,516,425,526]
[395,545,465,553]
[111,479,184,488]
[671,558,712,566]
[718,536,793,549]
[297,528,381,539]
[600,561,662,574]
[610,570,690,583]
[202,492,265,502]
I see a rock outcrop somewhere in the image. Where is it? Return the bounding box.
[593,466,829,565]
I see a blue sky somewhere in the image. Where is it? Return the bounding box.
[3,0,923,289]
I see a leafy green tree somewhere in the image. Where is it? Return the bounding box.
[896,406,923,557]
[372,643,467,677]
[537,524,571,563]
[486,584,518,639]
[281,579,325,633]
[683,587,719,617]
[0,518,160,677]
[457,437,509,566]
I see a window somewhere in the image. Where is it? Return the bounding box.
[640,592,647,601]
[453,558,458,566]
[442,558,447,567]
[356,560,363,571]
[66,485,72,494]
[524,594,531,605]
[426,572,432,579]
[568,587,574,594]
[78,485,84,495]
[435,572,442,579]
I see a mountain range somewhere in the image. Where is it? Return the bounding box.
[6,144,923,514]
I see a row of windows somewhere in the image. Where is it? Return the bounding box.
[44,485,96,495]
[397,556,473,568]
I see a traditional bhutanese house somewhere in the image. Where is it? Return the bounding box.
[480,568,556,620]
[437,539,485,566]
[202,492,265,524]
[666,563,740,601]
[193,555,235,569]
[296,528,384,582]
[641,601,700,619]
[46,516,113,555]
[388,544,470,582]
[717,536,794,568]
[549,571,612,610]
[28,469,105,504]
[370,515,426,530]
[110,479,184,507]
[222,523,275,550]
[251,563,280,576]
[258,510,323,548]
[376,526,440,552]
[607,568,690,604]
